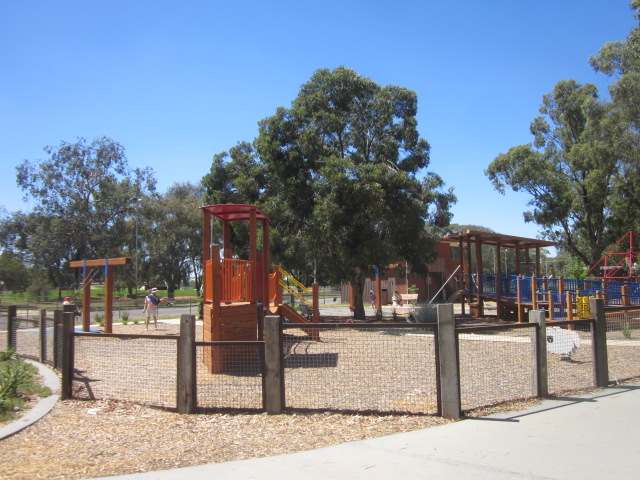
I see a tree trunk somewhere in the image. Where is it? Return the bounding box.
[351,279,366,320]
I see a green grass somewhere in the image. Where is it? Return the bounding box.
[0,350,51,421]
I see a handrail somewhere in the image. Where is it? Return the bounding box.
[277,266,311,293]
[279,278,312,306]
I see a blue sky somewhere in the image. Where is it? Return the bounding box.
[0,0,636,244]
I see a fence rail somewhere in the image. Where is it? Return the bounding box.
[3,299,637,419]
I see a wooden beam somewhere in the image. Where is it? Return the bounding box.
[70,257,131,268]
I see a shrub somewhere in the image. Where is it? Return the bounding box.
[0,348,16,362]
[0,356,49,418]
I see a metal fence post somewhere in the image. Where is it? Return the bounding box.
[39,308,47,363]
[177,314,197,414]
[264,315,283,414]
[7,305,16,350]
[437,304,460,420]
[589,298,609,387]
[61,312,75,400]
[529,309,548,398]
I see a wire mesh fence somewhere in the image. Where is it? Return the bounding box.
[458,324,538,412]
[282,324,439,414]
[195,342,264,410]
[605,309,640,383]
[546,322,595,395]
[5,299,639,417]
[72,333,178,408]
[5,312,57,365]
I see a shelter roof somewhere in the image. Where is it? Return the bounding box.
[200,204,270,223]
[441,230,556,249]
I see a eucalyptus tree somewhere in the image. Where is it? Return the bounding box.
[14,136,156,287]
[590,0,640,237]
[243,67,455,318]
[142,182,204,296]
[485,80,625,267]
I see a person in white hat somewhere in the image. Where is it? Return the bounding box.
[142,288,172,330]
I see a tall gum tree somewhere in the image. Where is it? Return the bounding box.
[590,1,640,236]
[14,136,155,287]
[485,80,624,267]
[253,67,455,319]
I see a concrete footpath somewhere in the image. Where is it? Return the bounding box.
[91,382,640,480]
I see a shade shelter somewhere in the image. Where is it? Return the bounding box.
[441,230,557,320]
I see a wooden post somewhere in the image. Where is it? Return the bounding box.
[53,310,63,370]
[566,291,574,321]
[312,282,320,324]
[202,210,211,263]
[262,220,270,308]
[496,243,503,318]
[590,298,609,388]
[375,271,382,315]
[437,304,460,420]
[83,267,92,332]
[529,309,548,398]
[475,239,484,316]
[517,276,523,323]
[223,221,232,259]
[61,312,75,400]
[622,285,629,307]
[7,305,16,350]
[531,276,538,310]
[249,208,257,302]
[39,309,47,363]
[264,315,283,414]
[274,265,283,308]
[177,314,197,414]
[104,263,114,334]
[459,237,466,315]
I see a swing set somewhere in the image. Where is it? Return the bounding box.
[69,257,132,333]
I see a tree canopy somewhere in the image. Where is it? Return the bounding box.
[5,137,156,289]
[486,80,626,267]
[486,4,640,268]
[203,67,455,318]
[589,0,640,237]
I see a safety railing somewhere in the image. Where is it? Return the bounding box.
[221,258,254,304]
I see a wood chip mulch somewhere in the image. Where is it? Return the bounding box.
[0,398,452,480]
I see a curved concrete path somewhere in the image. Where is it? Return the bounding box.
[89,382,640,480]
[0,359,60,440]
